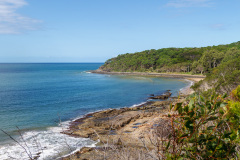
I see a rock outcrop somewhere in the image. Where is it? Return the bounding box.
[148,90,172,100]
[62,94,187,160]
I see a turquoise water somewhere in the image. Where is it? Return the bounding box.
[0,63,189,159]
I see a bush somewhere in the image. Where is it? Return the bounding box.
[232,85,240,101]
[164,91,240,159]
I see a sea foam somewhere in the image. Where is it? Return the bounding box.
[0,124,96,160]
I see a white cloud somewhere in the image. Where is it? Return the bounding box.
[166,0,213,8]
[0,0,41,34]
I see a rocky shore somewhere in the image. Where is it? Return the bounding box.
[61,72,204,160]
[62,97,185,159]
[61,97,191,159]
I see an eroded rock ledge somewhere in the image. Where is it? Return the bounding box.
[62,92,188,160]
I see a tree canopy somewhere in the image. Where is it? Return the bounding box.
[100,41,240,75]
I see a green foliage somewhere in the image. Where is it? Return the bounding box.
[164,90,240,159]
[100,41,240,76]
[199,56,240,94]
[232,85,240,101]
[227,86,240,129]
[201,89,217,99]
[228,101,240,118]
[191,80,202,91]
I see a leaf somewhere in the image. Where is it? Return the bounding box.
[185,120,194,131]
[219,108,224,114]
[222,93,227,98]
[211,94,215,101]
[166,140,171,149]
[224,132,232,138]
[207,116,218,121]
[203,121,208,125]
[200,107,205,114]
[195,111,201,119]
[200,95,205,102]
[184,105,189,113]
[207,126,215,130]
[174,103,183,114]
[220,102,228,108]
[188,99,195,110]
[217,120,224,127]
[183,116,190,120]
[179,133,188,138]
[189,110,195,118]
[198,134,206,143]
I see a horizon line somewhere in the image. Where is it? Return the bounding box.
[0,62,105,64]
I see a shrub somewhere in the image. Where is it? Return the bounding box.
[231,85,240,101]
[164,92,239,159]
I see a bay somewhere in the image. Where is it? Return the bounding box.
[0,63,189,159]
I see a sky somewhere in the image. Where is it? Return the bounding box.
[0,0,240,62]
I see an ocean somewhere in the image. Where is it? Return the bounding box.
[0,63,189,159]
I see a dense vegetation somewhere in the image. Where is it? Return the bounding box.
[164,85,240,159]
[101,41,240,74]
[192,48,240,94]
[100,41,240,94]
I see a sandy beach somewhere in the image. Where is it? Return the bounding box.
[91,70,206,79]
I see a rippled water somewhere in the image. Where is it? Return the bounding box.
[0,63,189,159]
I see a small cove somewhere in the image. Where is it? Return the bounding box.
[0,63,190,160]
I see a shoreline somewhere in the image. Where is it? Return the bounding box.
[62,96,187,160]
[90,69,204,96]
[90,70,206,79]
[64,73,199,136]
[62,71,204,159]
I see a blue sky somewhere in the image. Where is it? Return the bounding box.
[0,0,240,62]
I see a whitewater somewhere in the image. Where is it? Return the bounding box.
[0,63,189,159]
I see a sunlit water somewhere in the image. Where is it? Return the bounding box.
[0,63,189,159]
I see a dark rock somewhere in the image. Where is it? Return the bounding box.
[148,91,172,100]
[117,138,122,145]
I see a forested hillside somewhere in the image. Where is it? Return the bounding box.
[101,41,240,73]
[100,41,240,94]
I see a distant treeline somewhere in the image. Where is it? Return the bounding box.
[101,41,240,74]
[100,41,240,93]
